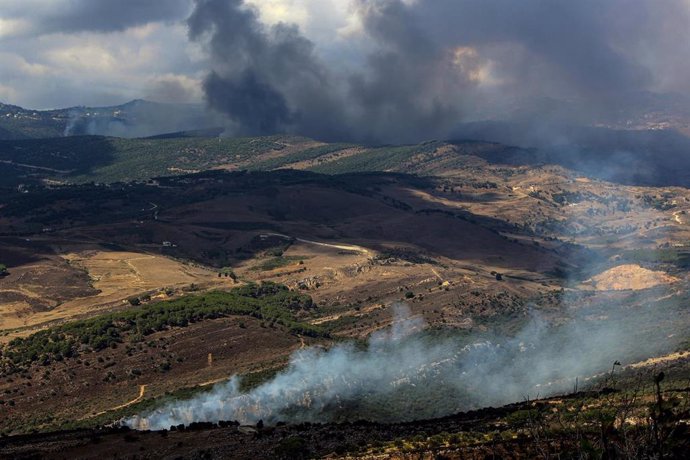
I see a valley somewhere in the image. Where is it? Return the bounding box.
[4,1,690,456]
[0,135,689,457]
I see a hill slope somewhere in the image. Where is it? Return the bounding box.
[3,130,690,188]
[0,100,216,140]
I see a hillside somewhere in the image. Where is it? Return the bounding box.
[3,129,690,188]
[0,134,317,186]
[1,134,690,454]
[5,1,690,456]
[1,165,689,439]
[4,96,690,188]
[0,135,519,186]
[0,100,215,141]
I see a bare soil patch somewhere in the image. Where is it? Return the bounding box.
[1,250,231,341]
[587,264,679,291]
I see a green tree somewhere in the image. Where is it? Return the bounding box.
[0,264,7,276]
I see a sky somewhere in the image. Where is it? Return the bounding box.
[1,0,690,141]
[0,0,357,108]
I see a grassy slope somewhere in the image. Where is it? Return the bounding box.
[307,142,444,174]
[0,135,311,185]
[0,135,468,185]
[0,128,537,188]
[245,143,357,171]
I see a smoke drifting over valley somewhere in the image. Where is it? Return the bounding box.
[127,299,681,430]
[187,0,690,143]
[59,100,220,138]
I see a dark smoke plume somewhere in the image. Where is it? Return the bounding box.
[187,0,477,142]
[188,0,350,140]
[188,0,690,143]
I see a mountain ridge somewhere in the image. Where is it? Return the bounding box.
[0,99,216,140]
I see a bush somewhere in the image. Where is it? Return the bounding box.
[219,267,237,281]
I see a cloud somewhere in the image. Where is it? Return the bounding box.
[0,21,205,108]
[245,0,358,44]
[144,74,204,104]
[0,0,193,38]
[0,1,203,109]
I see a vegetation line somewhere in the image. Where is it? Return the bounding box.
[0,283,324,374]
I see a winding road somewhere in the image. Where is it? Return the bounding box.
[85,384,147,420]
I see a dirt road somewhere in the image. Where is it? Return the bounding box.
[85,384,147,419]
[264,233,371,255]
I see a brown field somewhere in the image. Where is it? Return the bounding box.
[1,247,233,342]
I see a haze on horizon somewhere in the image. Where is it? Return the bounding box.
[2,0,690,142]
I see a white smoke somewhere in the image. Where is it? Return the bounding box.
[125,300,669,431]
[62,109,84,137]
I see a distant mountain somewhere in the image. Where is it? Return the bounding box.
[0,135,513,187]
[4,93,690,187]
[450,121,690,186]
[0,99,220,140]
[493,91,690,135]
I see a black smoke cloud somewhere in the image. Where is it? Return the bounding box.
[345,0,470,143]
[413,1,652,97]
[204,70,292,134]
[189,0,690,143]
[188,0,473,142]
[188,0,350,140]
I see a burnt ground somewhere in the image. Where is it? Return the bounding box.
[2,383,689,460]
[0,239,98,315]
[3,354,690,459]
[0,395,613,460]
[0,316,306,434]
